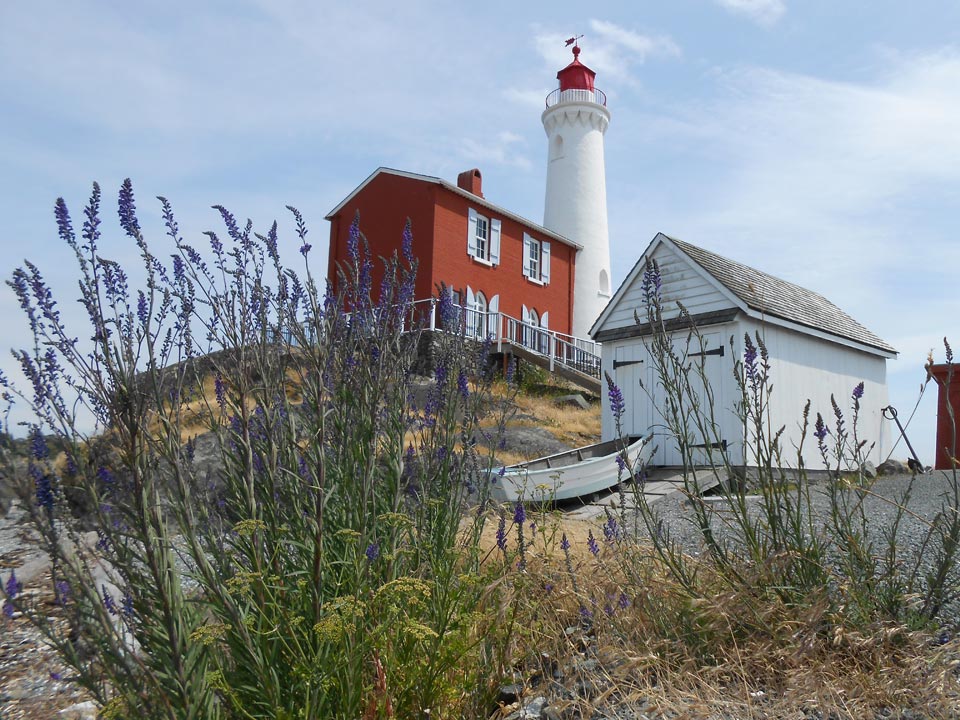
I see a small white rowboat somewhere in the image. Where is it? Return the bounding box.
[490,435,653,503]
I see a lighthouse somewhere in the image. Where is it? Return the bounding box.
[542,43,612,339]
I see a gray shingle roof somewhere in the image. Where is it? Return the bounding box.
[665,235,897,355]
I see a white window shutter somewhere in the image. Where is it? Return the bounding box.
[490,219,501,265]
[467,209,478,257]
[487,294,499,336]
[541,241,551,284]
[522,234,533,278]
[541,311,549,330]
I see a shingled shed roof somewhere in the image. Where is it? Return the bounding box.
[665,234,896,355]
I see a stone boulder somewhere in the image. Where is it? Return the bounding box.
[877,459,908,476]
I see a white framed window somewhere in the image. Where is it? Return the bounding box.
[522,233,551,284]
[466,286,486,339]
[476,215,489,258]
[527,238,540,279]
[467,208,501,265]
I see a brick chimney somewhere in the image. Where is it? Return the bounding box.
[456,168,483,198]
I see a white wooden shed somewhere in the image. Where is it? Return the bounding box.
[590,233,897,469]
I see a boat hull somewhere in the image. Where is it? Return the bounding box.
[490,435,652,503]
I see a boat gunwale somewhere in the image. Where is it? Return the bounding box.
[503,435,647,474]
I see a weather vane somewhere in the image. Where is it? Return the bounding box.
[564,35,583,48]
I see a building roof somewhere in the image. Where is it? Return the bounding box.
[592,232,896,357]
[325,167,582,250]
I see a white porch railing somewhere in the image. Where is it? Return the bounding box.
[408,299,602,380]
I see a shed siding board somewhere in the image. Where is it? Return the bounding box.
[740,320,890,468]
[602,243,734,331]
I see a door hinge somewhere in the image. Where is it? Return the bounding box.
[690,439,728,450]
[689,345,724,358]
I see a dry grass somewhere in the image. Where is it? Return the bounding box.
[510,391,600,445]
[478,379,601,465]
[474,508,960,719]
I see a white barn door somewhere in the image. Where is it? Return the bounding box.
[613,344,651,442]
[652,331,729,467]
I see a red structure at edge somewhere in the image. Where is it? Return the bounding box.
[557,46,596,92]
[930,364,959,469]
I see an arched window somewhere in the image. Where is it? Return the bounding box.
[471,291,487,339]
[525,308,539,349]
[599,269,610,296]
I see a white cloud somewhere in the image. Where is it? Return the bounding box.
[459,132,532,171]
[532,20,681,87]
[715,0,786,27]
[589,19,682,60]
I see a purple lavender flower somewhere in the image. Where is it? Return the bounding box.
[641,260,662,304]
[587,530,600,557]
[615,454,626,474]
[299,242,312,256]
[82,183,101,252]
[434,362,448,387]
[137,291,149,327]
[122,594,134,619]
[602,512,619,542]
[214,373,227,411]
[205,231,224,257]
[437,285,456,329]
[457,371,469,401]
[49,672,62,681]
[365,543,379,563]
[831,394,845,436]
[118,179,140,238]
[3,571,21,618]
[617,592,630,610]
[945,337,954,364]
[102,586,117,615]
[287,205,309,244]
[55,580,70,606]
[54,198,74,246]
[513,501,526,526]
[605,374,626,419]
[97,467,114,486]
[813,415,828,442]
[744,334,759,386]
[401,220,414,265]
[347,213,360,263]
[33,466,55,515]
[560,534,570,552]
[30,428,49,460]
[496,512,508,552]
[852,382,864,401]
[172,255,185,284]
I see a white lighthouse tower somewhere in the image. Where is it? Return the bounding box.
[542,43,612,339]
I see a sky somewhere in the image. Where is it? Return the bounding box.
[1,0,957,464]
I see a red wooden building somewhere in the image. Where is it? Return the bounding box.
[326,167,581,340]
